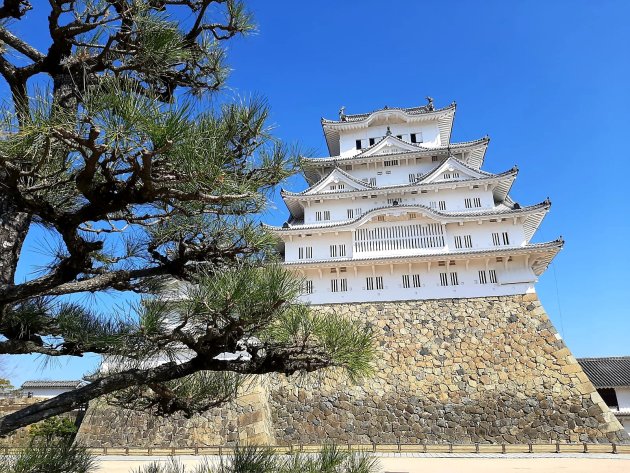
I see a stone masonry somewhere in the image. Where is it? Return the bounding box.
[76,294,629,446]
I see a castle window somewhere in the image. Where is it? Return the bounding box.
[438,201,446,211]
[454,235,473,249]
[464,235,472,248]
[413,274,421,288]
[347,209,354,219]
[478,270,487,284]
[454,236,462,249]
[345,165,353,171]
[492,232,510,246]
[367,276,383,290]
[453,172,460,178]
[356,140,362,150]
[489,269,497,283]
[384,160,399,167]
[329,185,336,190]
[396,135,403,139]
[339,244,346,257]
[331,278,348,292]
[304,280,314,294]
[366,277,374,290]
[409,213,417,219]
[324,210,330,220]
[298,247,312,259]
[432,156,439,162]
[440,272,459,286]
[377,215,385,222]
[338,183,345,190]
[402,274,410,288]
[474,197,481,207]
[330,245,337,257]
[465,198,472,208]
[369,138,376,146]
[410,132,423,143]
[443,173,451,179]
[368,178,376,186]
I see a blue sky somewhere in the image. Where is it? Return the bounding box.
[5,1,630,385]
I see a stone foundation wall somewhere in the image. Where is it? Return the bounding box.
[267,294,627,444]
[0,398,80,446]
[76,294,629,446]
[76,378,275,447]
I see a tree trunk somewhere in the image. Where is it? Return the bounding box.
[0,169,30,317]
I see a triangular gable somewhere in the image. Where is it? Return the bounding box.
[419,156,491,184]
[355,135,422,158]
[303,168,371,195]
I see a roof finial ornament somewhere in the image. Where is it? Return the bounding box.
[386,126,392,136]
[425,96,434,111]
[339,106,346,121]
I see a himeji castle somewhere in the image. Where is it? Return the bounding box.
[264,98,563,304]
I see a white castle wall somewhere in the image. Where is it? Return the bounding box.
[285,218,528,262]
[338,122,441,157]
[294,255,536,304]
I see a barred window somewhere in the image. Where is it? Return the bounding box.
[402,274,410,288]
[489,269,497,283]
[304,280,314,294]
[413,274,421,288]
[478,270,487,284]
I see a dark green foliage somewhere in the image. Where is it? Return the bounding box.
[0,1,375,436]
[133,445,381,473]
[0,438,96,473]
[29,417,78,441]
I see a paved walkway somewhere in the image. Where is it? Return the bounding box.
[97,453,630,473]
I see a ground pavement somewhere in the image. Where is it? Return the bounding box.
[97,452,630,473]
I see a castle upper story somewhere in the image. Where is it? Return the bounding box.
[264,99,562,304]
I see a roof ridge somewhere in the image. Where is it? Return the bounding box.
[321,102,456,125]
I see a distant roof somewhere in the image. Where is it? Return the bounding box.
[578,357,630,388]
[21,380,83,389]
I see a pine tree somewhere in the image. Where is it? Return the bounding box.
[0,1,374,435]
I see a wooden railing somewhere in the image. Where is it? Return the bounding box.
[3,442,625,456]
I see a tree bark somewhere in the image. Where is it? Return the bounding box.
[0,169,30,319]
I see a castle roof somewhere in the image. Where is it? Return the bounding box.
[280,161,518,220]
[321,102,456,155]
[21,380,83,389]
[301,136,489,184]
[265,200,550,242]
[578,357,630,388]
[282,239,563,277]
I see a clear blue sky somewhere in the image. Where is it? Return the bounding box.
[6,1,630,386]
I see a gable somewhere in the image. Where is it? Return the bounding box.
[419,157,487,184]
[356,135,420,158]
[304,168,370,195]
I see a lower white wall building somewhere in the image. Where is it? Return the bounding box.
[578,357,630,434]
[20,380,83,399]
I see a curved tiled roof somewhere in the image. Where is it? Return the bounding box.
[578,357,630,388]
[282,239,564,277]
[281,165,517,198]
[303,136,490,166]
[21,380,83,389]
[321,102,456,124]
[265,201,551,237]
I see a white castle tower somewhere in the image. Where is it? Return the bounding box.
[264,99,563,304]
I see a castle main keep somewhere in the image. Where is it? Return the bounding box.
[77,100,629,446]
